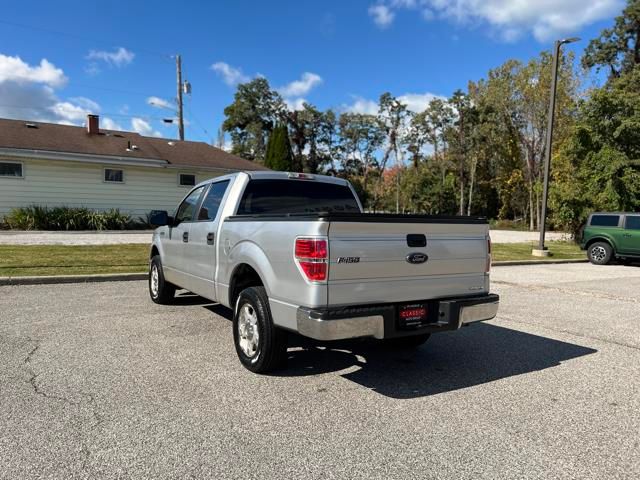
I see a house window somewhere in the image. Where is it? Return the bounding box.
[179,173,196,186]
[0,162,23,177]
[104,168,124,183]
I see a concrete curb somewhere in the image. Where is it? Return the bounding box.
[492,258,588,267]
[0,272,147,286]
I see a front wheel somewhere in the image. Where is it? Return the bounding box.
[149,255,176,304]
[233,287,288,374]
[588,242,613,265]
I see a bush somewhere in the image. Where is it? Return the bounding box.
[3,205,134,231]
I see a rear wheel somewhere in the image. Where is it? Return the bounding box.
[149,255,176,304]
[233,286,288,373]
[383,333,431,349]
[588,242,613,265]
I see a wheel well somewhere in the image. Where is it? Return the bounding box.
[585,238,613,251]
[229,264,264,309]
[150,245,159,259]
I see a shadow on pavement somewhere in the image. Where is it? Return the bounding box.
[277,323,597,399]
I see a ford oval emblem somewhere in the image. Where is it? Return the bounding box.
[406,252,428,264]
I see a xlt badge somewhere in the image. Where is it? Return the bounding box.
[337,256,360,264]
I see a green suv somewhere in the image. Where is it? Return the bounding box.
[580,212,640,265]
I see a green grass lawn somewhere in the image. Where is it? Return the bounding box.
[492,241,585,262]
[0,241,586,277]
[0,244,149,277]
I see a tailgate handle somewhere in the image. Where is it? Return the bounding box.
[407,234,426,247]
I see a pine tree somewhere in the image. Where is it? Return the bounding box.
[264,124,294,171]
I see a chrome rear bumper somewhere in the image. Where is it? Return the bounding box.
[297,293,499,341]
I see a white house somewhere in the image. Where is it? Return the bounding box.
[0,115,265,219]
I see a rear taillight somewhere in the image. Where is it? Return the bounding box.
[295,237,328,282]
[486,237,492,273]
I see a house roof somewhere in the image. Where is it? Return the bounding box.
[0,117,267,171]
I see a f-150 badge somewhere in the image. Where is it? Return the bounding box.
[337,257,360,263]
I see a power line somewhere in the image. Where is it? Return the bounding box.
[0,19,172,59]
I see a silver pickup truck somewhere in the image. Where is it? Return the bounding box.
[148,171,499,373]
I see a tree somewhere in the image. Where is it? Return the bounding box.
[337,113,384,199]
[375,93,411,211]
[551,68,640,234]
[582,0,640,80]
[264,124,294,171]
[222,78,286,162]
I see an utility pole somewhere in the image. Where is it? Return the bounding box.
[176,54,185,141]
[532,37,580,256]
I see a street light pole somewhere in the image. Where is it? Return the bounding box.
[533,37,579,256]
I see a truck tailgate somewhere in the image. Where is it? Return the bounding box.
[327,221,489,306]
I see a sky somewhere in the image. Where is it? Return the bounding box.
[0,0,625,145]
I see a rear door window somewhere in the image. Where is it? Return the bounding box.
[237,179,360,215]
[198,180,230,221]
[625,216,640,230]
[590,215,620,227]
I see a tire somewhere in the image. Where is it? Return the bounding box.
[587,242,613,265]
[149,255,176,304]
[384,333,431,349]
[233,286,288,374]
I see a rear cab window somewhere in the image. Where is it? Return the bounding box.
[236,179,361,215]
[625,216,640,230]
[589,215,620,227]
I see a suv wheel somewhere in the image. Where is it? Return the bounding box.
[233,286,287,373]
[588,242,613,265]
[149,255,176,304]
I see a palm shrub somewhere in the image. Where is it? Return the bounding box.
[3,205,133,230]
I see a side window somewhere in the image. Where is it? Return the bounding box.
[590,215,620,227]
[198,180,230,221]
[625,216,640,230]
[175,186,205,224]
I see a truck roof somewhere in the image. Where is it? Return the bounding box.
[195,170,351,189]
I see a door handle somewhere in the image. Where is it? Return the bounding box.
[183,231,189,243]
[207,232,215,245]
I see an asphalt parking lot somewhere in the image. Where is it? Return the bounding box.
[1,263,639,479]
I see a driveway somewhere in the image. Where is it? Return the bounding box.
[1,264,638,479]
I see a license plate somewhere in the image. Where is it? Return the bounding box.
[398,303,428,329]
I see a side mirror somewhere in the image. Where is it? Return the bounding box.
[149,210,172,227]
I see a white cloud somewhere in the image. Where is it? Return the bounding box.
[398,92,445,113]
[342,96,379,115]
[369,4,395,28]
[147,96,174,110]
[278,72,323,97]
[131,117,161,137]
[285,98,307,111]
[86,47,135,67]
[343,91,444,115]
[101,117,123,131]
[211,62,250,86]
[0,54,108,125]
[69,96,100,112]
[0,54,67,87]
[369,0,622,41]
